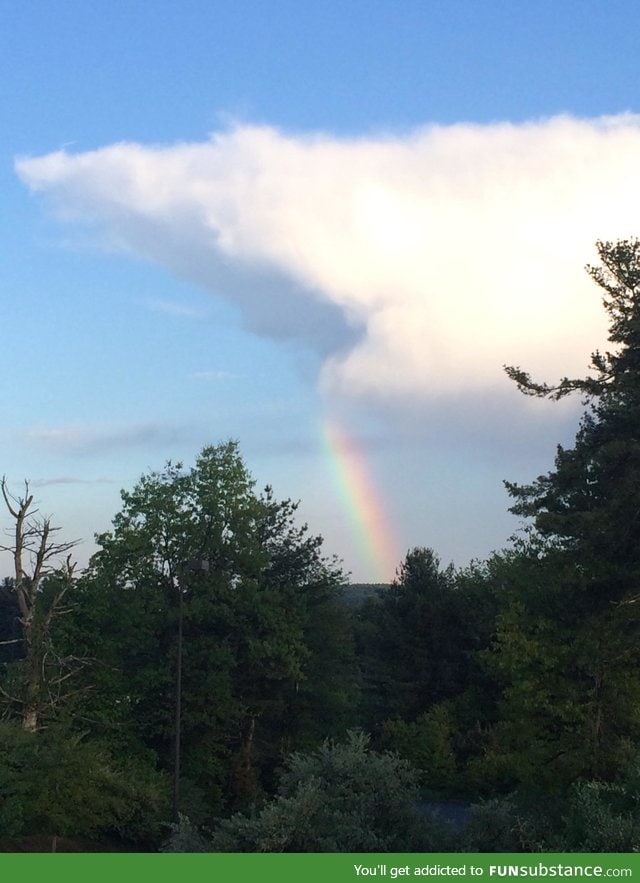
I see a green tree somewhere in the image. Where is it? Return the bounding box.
[356,548,494,734]
[473,544,612,791]
[355,549,457,726]
[0,721,168,850]
[383,703,457,790]
[493,239,640,784]
[355,550,500,793]
[61,442,347,814]
[505,241,640,576]
[284,588,359,755]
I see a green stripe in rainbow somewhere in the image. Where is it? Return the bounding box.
[322,418,399,583]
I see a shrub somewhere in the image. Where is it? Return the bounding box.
[207,731,454,852]
[559,779,640,852]
[0,722,168,848]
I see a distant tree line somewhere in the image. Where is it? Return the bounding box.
[2,240,640,852]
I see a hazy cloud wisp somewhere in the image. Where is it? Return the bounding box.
[25,422,183,456]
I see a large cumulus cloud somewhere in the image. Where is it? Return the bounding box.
[17,114,640,403]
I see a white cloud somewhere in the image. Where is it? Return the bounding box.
[17,115,640,403]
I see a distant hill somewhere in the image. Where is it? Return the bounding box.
[340,582,390,608]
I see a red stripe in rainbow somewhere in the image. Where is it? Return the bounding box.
[323,418,399,583]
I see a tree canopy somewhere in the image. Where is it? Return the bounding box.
[58,441,351,816]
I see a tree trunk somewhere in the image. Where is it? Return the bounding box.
[591,671,605,778]
[234,715,259,800]
[22,653,41,732]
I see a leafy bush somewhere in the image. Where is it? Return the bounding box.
[559,778,640,852]
[461,797,521,852]
[461,763,640,853]
[204,731,454,852]
[0,722,168,848]
[160,815,211,853]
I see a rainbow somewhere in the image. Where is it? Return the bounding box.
[322,418,399,583]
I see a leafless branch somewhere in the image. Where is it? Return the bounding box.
[0,477,81,730]
[0,682,23,705]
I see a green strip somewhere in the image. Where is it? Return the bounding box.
[1,853,640,883]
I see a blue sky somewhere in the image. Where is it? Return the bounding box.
[2,0,640,582]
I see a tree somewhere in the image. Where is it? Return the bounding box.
[505,240,640,563]
[356,548,487,729]
[353,548,500,793]
[475,543,613,791]
[62,442,347,815]
[0,479,80,732]
[495,239,640,782]
[0,721,168,850]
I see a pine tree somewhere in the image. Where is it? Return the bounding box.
[506,239,640,591]
[494,240,640,784]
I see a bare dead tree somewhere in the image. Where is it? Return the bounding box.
[0,477,81,731]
